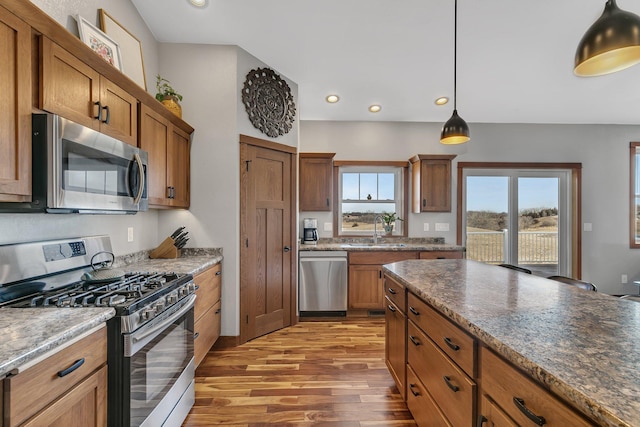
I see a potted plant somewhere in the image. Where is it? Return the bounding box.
[381,212,403,235]
[155,74,183,118]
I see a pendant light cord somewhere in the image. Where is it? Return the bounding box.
[453,0,458,110]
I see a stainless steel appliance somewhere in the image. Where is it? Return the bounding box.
[302,218,318,245]
[299,250,347,316]
[0,113,148,214]
[0,236,195,427]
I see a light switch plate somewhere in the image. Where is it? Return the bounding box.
[127,227,134,242]
[423,223,429,231]
[583,223,592,232]
[435,223,449,232]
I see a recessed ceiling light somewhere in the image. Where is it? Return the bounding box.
[189,0,207,7]
[326,95,340,103]
[369,104,381,113]
[435,97,449,105]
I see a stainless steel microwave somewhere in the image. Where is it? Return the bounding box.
[0,113,148,214]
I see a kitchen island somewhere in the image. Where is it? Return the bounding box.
[383,259,640,427]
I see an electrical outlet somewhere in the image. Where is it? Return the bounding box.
[583,223,593,232]
[622,274,628,284]
[127,227,134,242]
[435,223,449,232]
[423,223,430,231]
[324,222,332,232]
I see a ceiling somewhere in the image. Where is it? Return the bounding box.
[131,0,640,125]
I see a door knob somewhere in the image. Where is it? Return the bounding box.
[284,246,291,252]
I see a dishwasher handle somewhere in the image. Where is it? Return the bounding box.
[300,257,347,263]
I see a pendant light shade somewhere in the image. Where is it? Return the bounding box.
[440,0,470,145]
[574,0,640,76]
[441,109,470,145]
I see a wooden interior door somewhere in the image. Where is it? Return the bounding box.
[240,137,296,342]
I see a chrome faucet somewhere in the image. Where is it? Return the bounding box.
[373,215,383,244]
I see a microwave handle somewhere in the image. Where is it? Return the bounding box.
[132,153,145,204]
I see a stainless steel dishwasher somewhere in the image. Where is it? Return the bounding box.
[299,251,347,316]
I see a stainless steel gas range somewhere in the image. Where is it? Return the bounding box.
[0,235,196,427]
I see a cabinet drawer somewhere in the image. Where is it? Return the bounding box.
[5,327,107,427]
[480,347,593,427]
[194,263,222,321]
[194,300,222,367]
[419,251,463,259]
[384,275,405,312]
[407,292,475,376]
[349,251,418,265]
[479,394,517,427]
[408,321,475,427]
[406,365,452,427]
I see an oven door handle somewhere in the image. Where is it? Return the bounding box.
[131,294,196,344]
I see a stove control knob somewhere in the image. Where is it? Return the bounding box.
[167,292,178,304]
[154,300,166,312]
[187,282,197,293]
[140,307,155,321]
[178,286,188,297]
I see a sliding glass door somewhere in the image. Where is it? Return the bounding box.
[464,169,570,276]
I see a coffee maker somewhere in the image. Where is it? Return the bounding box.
[302,218,318,245]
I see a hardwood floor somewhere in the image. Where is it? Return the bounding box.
[183,319,416,426]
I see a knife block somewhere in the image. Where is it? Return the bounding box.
[149,237,181,259]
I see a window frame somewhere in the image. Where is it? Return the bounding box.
[333,161,409,238]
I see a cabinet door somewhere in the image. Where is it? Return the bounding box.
[139,104,169,206]
[100,77,137,146]
[41,37,100,130]
[299,153,335,211]
[348,265,384,309]
[168,126,191,208]
[385,297,406,399]
[0,7,31,201]
[21,365,107,427]
[410,155,455,213]
[478,395,517,427]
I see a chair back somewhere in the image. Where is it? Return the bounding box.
[547,275,597,292]
[498,264,532,274]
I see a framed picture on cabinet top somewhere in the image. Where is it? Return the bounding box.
[76,14,122,71]
[99,9,147,90]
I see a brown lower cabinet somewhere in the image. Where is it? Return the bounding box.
[3,327,108,427]
[193,263,222,367]
[386,285,597,426]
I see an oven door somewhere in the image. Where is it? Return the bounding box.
[123,294,195,427]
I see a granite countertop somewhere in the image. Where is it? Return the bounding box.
[383,259,640,427]
[300,237,464,252]
[0,308,115,378]
[0,250,222,380]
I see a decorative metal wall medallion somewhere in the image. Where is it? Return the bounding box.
[242,67,296,138]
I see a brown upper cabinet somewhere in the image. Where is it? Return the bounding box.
[410,154,456,213]
[140,104,191,208]
[299,153,335,211]
[0,6,32,202]
[40,37,138,147]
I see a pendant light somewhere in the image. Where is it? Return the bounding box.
[440,0,470,145]
[574,0,640,76]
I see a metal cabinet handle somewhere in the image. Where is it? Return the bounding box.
[194,285,200,290]
[409,306,420,316]
[94,101,102,121]
[409,335,420,346]
[388,287,397,295]
[387,304,396,312]
[443,337,460,351]
[57,358,85,377]
[476,415,488,427]
[194,332,200,340]
[326,198,330,207]
[443,375,460,392]
[215,271,222,276]
[513,397,547,426]
[409,383,420,397]
[422,198,426,207]
[215,308,221,314]
[284,246,291,252]
[103,105,110,124]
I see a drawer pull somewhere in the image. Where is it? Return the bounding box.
[57,358,85,377]
[215,270,222,276]
[194,332,200,340]
[409,335,421,346]
[409,306,420,316]
[513,397,547,426]
[388,287,397,295]
[443,375,460,392]
[476,415,488,427]
[409,383,420,397]
[387,304,396,312]
[443,337,460,351]
[215,308,221,314]
[194,285,200,290]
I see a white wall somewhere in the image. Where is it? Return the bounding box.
[300,120,640,295]
[155,43,299,336]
